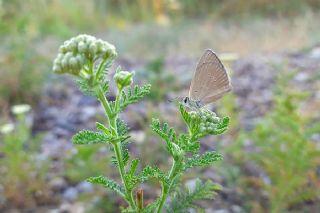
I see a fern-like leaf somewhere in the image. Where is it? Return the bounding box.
[184,151,223,170]
[151,119,177,143]
[72,130,109,145]
[76,78,98,96]
[177,134,200,154]
[142,199,161,213]
[118,84,151,112]
[151,118,179,157]
[139,165,169,185]
[87,175,125,198]
[166,179,222,213]
[121,140,130,166]
[117,119,129,136]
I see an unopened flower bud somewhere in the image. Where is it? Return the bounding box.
[89,43,98,55]
[114,71,134,89]
[78,41,87,53]
[171,143,184,161]
[212,117,220,123]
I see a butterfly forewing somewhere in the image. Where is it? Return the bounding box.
[189,49,231,105]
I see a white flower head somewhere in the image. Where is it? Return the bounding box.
[11,104,31,115]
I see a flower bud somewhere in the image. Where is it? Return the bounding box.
[78,41,87,53]
[69,57,78,69]
[53,34,118,77]
[171,143,184,161]
[53,64,63,74]
[89,43,98,55]
[212,117,220,124]
[114,71,134,89]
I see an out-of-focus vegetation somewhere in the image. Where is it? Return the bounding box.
[1,0,320,212]
[2,0,320,36]
[0,36,48,114]
[224,71,320,212]
[0,105,51,210]
[1,0,320,110]
[64,144,111,183]
[137,56,177,102]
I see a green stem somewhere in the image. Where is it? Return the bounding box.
[95,58,107,80]
[113,140,135,208]
[156,160,179,213]
[97,86,114,132]
[96,85,136,210]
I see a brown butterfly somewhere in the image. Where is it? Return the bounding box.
[182,49,232,110]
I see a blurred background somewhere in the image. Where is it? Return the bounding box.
[0,0,320,212]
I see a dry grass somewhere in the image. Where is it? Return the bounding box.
[103,12,320,59]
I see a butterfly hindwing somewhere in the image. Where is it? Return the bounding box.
[189,49,231,105]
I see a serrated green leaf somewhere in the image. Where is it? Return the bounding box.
[166,179,222,213]
[118,84,151,112]
[76,78,97,96]
[96,122,111,135]
[142,199,160,213]
[121,140,130,166]
[184,151,223,170]
[72,130,129,145]
[151,118,177,144]
[87,175,125,197]
[177,134,200,153]
[128,159,140,176]
[151,118,179,157]
[139,165,169,185]
[117,119,129,136]
[72,130,109,145]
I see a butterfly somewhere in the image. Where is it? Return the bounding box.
[182,49,232,110]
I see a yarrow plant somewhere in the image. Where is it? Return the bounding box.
[53,34,230,212]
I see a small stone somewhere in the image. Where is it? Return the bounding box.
[231,205,243,213]
[63,187,79,202]
[59,202,85,213]
[310,47,320,59]
[49,177,67,192]
[213,209,229,213]
[294,72,309,82]
[77,181,94,193]
[130,130,146,144]
[185,179,197,191]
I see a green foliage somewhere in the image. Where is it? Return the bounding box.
[0,36,49,113]
[53,35,229,212]
[166,179,222,213]
[179,104,229,139]
[184,151,223,170]
[117,118,130,136]
[232,73,320,213]
[0,106,50,209]
[1,0,319,39]
[64,144,111,183]
[138,56,177,102]
[87,176,125,198]
[118,84,152,112]
[72,130,109,145]
[139,166,169,185]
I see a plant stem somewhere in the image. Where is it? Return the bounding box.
[97,86,113,131]
[96,85,136,210]
[156,160,179,213]
[113,140,136,209]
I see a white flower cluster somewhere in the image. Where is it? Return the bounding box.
[189,109,221,133]
[53,34,117,75]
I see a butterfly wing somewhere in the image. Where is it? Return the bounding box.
[189,49,231,105]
